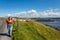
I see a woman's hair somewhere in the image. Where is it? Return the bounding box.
[8,17,12,20]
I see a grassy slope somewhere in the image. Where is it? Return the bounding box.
[12,21,60,40]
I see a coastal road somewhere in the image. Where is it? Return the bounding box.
[0,20,11,40]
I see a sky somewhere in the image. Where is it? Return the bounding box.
[0,0,60,18]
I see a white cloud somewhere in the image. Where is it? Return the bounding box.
[27,9,37,13]
[11,9,40,18]
[8,14,12,17]
[39,9,60,18]
[7,8,60,18]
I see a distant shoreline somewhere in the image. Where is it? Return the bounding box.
[36,20,55,22]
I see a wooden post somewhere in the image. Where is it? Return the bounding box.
[16,17,19,32]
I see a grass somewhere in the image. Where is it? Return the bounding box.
[0,18,59,40]
[12,20,60,40]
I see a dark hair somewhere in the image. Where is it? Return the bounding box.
[8,17,12,20]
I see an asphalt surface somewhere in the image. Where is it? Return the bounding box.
[0,20,11,40]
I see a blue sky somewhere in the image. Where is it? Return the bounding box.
[0,0,60,17]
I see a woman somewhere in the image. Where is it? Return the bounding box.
[6,17,15,37]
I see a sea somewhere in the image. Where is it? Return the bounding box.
[40,18,60,30]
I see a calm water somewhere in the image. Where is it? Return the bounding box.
[40,21,60,30]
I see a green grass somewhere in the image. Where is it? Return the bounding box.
[12,21,60,40]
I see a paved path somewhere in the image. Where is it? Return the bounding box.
[0,20,11,40]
